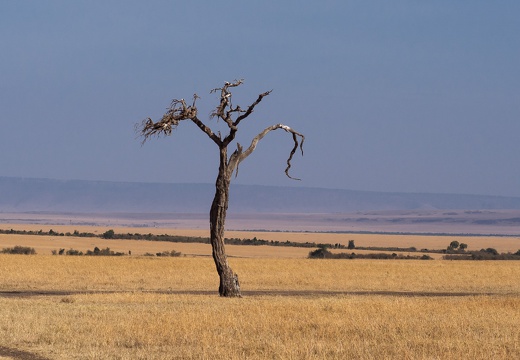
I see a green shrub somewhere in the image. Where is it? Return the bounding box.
[102,229,115,239]
[66,248,83,256]
[483,248,499,256]
[449,240,460,249]
[85,247,125,256]
[156,250,182,257]
[1,246,36,255]
[308,248,333,258]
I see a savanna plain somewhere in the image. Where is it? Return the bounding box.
[1,223,519,359]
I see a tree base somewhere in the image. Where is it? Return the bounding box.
[219,272,241,297]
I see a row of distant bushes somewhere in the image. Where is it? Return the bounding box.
[0,228,96,237]
[0,228,483,253]
[0,228,340,249]
[444,248,520,260]
[308,248,433,260]
[3,228,520,260]
[51,247,126,256]
[0,228,470,253]
[3,243,519,260]
[1,246,36,255]
[1,246,182,257]
[308,246,520,260]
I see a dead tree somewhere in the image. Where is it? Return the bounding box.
[136,80,304,297]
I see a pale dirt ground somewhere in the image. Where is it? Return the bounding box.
[3,210,520,234]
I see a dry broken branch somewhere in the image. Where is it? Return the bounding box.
[136,95,199,144]
[229,123,305,180]
[234,90,272,126]
[210,79,244,122]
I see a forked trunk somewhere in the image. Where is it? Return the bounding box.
[209,148,241,297]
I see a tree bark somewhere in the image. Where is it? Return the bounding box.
[209,147,241,297]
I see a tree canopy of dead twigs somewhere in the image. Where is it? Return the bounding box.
[136,80,304,180]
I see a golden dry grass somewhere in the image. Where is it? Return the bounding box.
[2,256,520,294]
[0,256,519,359]
[1,224,520,359]
[1,293,519,359]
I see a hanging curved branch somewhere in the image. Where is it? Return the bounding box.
[229,123,305,180]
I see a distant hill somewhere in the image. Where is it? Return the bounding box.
[1,176,520,213]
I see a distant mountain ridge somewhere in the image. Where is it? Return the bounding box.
[1,176,520,213]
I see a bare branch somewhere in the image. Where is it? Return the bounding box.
[207,81,274,148]
[229,123,305,180]
[190,116,222,145]
[234,90,272,126]
[222,89,272,147]
[231,143,244,178]
[192,93,200,107]
[210,79,244,126]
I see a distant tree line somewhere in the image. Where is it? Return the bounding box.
[308,241,520,261]
[0,228,96,237]
[444,248,520,260]
[308,247,433,260]
[0,228,341,249]
[2,228,520,260]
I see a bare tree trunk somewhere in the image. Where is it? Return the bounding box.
[209,147,241,297]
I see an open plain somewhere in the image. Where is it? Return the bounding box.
[1,219,520,359]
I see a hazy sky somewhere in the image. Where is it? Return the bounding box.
[1,1,519,197]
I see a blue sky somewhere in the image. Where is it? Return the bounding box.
[1,1,519,196]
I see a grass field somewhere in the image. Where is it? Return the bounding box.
[1,255,520,359]
[1,224,520,359]
[1,292,519,359]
